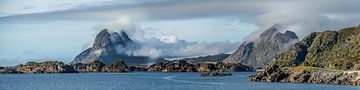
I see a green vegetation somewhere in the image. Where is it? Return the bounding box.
[282,66,320,72]
[273,25,360,70]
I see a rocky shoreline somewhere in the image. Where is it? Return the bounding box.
[250,65,360,86]
[0,60,253,74]
[249,25,360,86]
[0,60,146,74]
[147,60,254,72]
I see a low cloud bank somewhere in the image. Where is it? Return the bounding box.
[97,20,240,59]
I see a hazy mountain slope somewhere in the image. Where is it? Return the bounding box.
[177,54,230,64]
[224,24,299,68]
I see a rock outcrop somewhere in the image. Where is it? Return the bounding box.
[72,61,105,72]
[224,24,299,68]
[73,60,141,72]
[250,25,360,86]
[102,60,128,72]
[147,60,253,72]
[0,67,19,74]
[16,61,77,73]
[147,60,198,72]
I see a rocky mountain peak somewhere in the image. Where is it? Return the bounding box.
[93,29,112,49]
[71,29,147,65]
[284,31,298,39]
[260,25,281,39]
[120,31,132,43]
[223,24,299,68]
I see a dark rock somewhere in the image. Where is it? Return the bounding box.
[73,61,105,72]
[102,60,128,72]
[0,67,20,74]
[148,60,197,72]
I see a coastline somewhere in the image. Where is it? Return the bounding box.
[250,65,360,86]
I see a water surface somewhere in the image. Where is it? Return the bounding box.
[0,72,359,90]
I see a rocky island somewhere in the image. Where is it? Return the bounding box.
[0,60,146,74]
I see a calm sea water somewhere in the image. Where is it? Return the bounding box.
[0,72,359,90]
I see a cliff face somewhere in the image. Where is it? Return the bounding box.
[224,24,299,68]
[71,29,148,66]
[250,25,360,86]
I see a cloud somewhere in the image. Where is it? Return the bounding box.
[98,21,240,58]
[1,0,359,39]
[132,37,239,58]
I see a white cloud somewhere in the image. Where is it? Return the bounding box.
[159,35,178,44]
[1,0,359,39]
[99,20,240,58]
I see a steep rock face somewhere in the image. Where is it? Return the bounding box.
[250,25,360,86]
[16,61,76,73]
[71,29,148,66]
[224,24,299,68]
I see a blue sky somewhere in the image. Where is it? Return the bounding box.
[0,0,360,66]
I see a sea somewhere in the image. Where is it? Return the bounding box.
[0,72,359,90]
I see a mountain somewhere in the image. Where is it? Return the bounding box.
[177,54,230,64]
[272,25,360,70]
[250,25,360,86]
[70,29,148,66]
[223,24,299,68]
